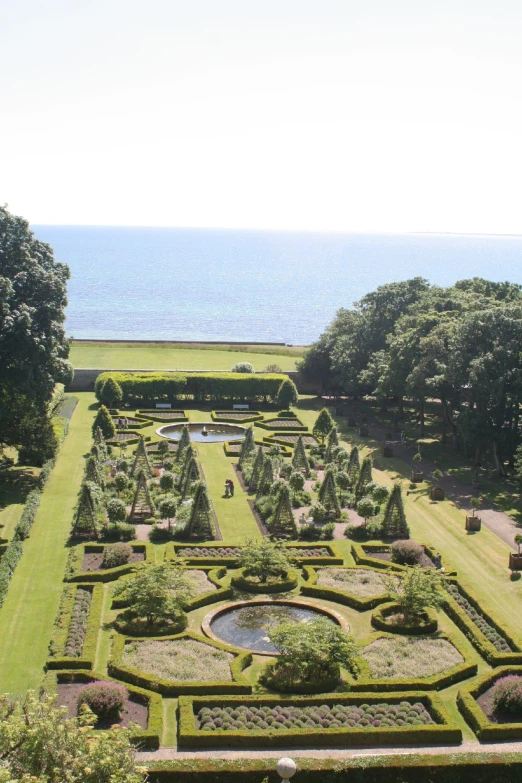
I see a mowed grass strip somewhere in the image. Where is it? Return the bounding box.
[0,393,95,693]
[69,341,303,371]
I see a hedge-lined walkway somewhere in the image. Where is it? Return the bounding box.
[0,394,95,693]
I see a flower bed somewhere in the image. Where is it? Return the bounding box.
[317,568,390,599]
[137,410,188,422]
[47,583,104,670]
[283,543,344,565]
[65,543,154,583]
[170,543,242,566]
[445,583,512,653]
[187,569,218,595]
[264,434,318,446]
[361,636,464,680]
[458,666,522,741]
[256,418,307,431]
[64,587,92,656]
[231,567,299,593]
[371,602,439,635]
[212,411,263,423]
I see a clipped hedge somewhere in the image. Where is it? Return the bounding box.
[137,409,188,422]
[43,668,162,749]
[211,411,264,424]
[168,543,242,567]
[108,631,252,695]
[263,434,319,448]
[354,631,477,692]
[223,440,291,458]
[283,542,344,566]
[458,666,522,741]
[371,602,439,635]
[95,372,288,404]
[111,566,231,612]
[177,691,461,748]
[301,565,391,611]
[47,583,104,670]
[231,567,299,594]
[351,542,457,577]
[65,542,154,583]
[256,418,308,432]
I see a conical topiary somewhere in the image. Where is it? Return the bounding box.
[256,458,274,498]
[94,427,108,460]
[181,457,200,498]
[238,426,256,469]
[324,427,339,463]
[72,483,98,538]
[131,436,153,478]
[248,446,265,491]
[187,482,215,539]
[270,484,298,539]
[348,445,360,474]
[292,435,310,477]
[85,456,102,487]
[129,470,155,522]
[355,456,373,499]
[99,376,123,408]
[92,405,116,439]
[318,467,341,517]
[381,483,410,539]
[176,425,191,462]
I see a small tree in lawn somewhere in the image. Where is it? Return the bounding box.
[356,496,376,528]
[106,497,127,525]
[92,404,116,439]
[470,496,481,518]
[248,446,265,491]
[384,567,444,624]
[292,434,310,477]
[265,618,358,686]
[187,481,214,539]
[113,563,191,627]
[159,495,178,533]
[318,467,341,517]
[355,456,373,499]
[238,426,255,469]
[256,458,274,498]
[381,483,410,539]
[175,425,191,462]
[131,436,153,478]
[100,377,123,409]
[324,427,339,463]
[313,407,335,445]
[270,484,298,539]
[239,538,293,582]
[276,378,298,410]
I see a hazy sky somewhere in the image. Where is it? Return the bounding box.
[2,0,522,232]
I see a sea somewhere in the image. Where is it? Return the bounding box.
[31,226,522,345]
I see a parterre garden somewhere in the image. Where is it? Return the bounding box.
[29,372,522,754]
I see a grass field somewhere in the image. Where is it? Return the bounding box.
[69,341,305,371]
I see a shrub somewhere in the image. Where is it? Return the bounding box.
[77,680,128,718]
[163,458,174,471]
[92,405,116,439]
[277,378,299,409]
[231,362,254,373]
[238,538,292,582]
[106,497,127,525]
[309,502,326,522]
[289,471,306,492]
[391,539,425,566]
[102,542,133,569]
[100,377,123,408]
[491,675,522,715]
[113,471,128,491]
[385,567,444,624]
[103,522,135,542]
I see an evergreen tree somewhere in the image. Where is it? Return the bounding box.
[324,427,339,463]
[175,425,191,462]
[355,456,373,498]
[318,467,341,517]
[248,446,266,491]
[85,455,102,487]
[99,377,123,408]
[270,484,298,539]
[276,378,299,409]
[291,435,310,477]
[129,470,155,521]
[313,408,335,444]
[348,445,360,473]
[131,436,153,477]
[181,457,200,498]
[256,458,274,498]
[92,405,116,439]
[381,483,410,539]
[187,482,215,539]
[94,426,108,460]
[72,483,98,538]
[238,426,255,468]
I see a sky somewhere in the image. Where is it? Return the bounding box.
[2,0,522,233]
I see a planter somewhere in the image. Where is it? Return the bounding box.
[509,553,522,571]
[411,471,424,483]
[359,426,369,437]
[371,602,438,635]
[382,445,394,457]
[430,486,445,501]
[465,516,481,532]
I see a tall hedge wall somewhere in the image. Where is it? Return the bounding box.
[95,372,287,404]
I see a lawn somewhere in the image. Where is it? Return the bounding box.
[69,341,304,371]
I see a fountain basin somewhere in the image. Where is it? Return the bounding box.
[156,422,246,443]
[202,599,348,655]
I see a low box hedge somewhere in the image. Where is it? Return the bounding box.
[263,434,319,448]
[43,668,162,749]
[231,567,299,593]
[256,418,308,432]
[167,542,242,567]
[47,583,104,670]
[211,411,264,424]
[137,409,188,423]
[351,542,456,576]
[301,565,390,610]
[283,542,344,566]
[108,631,253,695]
[177,691,462,748]
[65,542,154,583]
[353,631,477,692]
[371,602,439,635]
[458,666,522,741]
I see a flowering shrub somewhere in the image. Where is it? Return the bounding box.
[491,675,522,715]
[77,681,128,718]
[181,547,239,558]
[102,542,133,569]
[391,539,425,566]
[64,588,92,657]
[446,584,511,652]
[196,701,434,731]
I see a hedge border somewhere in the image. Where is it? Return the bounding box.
[256,418,308,432]
[351,542,457,577]
[231,567,299,593]
[112,415,153,430]
[301,565,391,610]
[43,667,162,749]
[177,691,462,748]
[137,409,188,423]
[168,543,241,567]
[371,602,439,635]
[354,630,477,692]
[263,435,319,448]
[457,665,522,741]
[108,630,253,695]
[211,411,264,424]
[284,542,344,566]
[65,542,154,583]
[111,566,232,611]
[47,583,104,670]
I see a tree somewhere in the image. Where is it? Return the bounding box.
[318,467,341,517]
[276,378,298,409]
[372,484,390,505]
[256,458,274,497]
[0,207,73,459]
[159,470,176,492]
[99,377,123,409]
[239,538,292,582]
[187,482,214,539]
[85,456,102,486]
[113,563,191,626]
[238,426,255,468]
[324,427,339,463]
[469,496,481,518]
[289,471,305,492]
[180,456,200,498]
[106,497,127,524]
[159,495,177,532]
[355,456,373,499]
[381,483,410,539]
[356,496,376,526]
[248,446,265,491]
[348,445,360,474]
[313,408,334,444]
[291,435,310,477]
[0,689,145,783]
[94,426,108,460]
[175,425,191,462]
[231,362,254,372]
[267,618,358,685]
[270,484,298,539]
[92,405,116,439]
[384,567,444,623]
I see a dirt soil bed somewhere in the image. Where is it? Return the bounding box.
[81,550,145,571]
[56,682,148,729]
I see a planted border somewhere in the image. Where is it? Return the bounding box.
[263,434,319,448]
[371,602,439,635]
[284,542,344,566]
[256,417,308,432]
[301,565,391,610]
[65,542,154,583]
[211,411,264,424]
[351,542,456,576]
[137,409,188,423]
[111,566,232,611]
[231,567,299,593]
[223,440,291,458]
[177,691,461,748]
[47,583,104,670]
[109,631,252,695]
[168,543,241,566]
[458,666,522,741]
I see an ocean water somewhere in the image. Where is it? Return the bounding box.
[31,226,522,344]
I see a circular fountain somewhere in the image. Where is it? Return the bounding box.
[156,422,246,443]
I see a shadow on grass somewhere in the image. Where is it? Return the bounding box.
[0,468,38,512]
